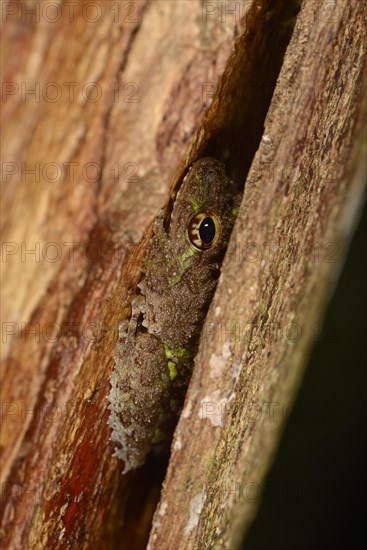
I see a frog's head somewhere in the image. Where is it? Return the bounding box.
[168,157,238,277]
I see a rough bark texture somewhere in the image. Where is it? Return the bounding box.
[0,0,365,549]
[148,1,367,549]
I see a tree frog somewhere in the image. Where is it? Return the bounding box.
[108,157,238,473]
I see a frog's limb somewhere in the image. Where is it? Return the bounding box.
[109,329,172,473]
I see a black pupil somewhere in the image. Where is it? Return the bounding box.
[199,217,216,244]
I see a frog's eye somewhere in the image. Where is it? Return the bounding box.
[188,213,221,250]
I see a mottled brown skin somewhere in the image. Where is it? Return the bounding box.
[108,158,238,473]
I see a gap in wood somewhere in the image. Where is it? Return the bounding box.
[202,0,302,188]
[120,2,304,549]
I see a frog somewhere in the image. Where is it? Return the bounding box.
[108,157,239,473]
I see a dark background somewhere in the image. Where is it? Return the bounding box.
[243,199,367,549]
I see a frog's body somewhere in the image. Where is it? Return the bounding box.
[108,158,238,473]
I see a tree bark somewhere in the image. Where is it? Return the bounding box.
[148,1,367,548]
[0,0,365,549]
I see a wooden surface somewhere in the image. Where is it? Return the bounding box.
[1,0,365,549]
[148,1,367,548]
